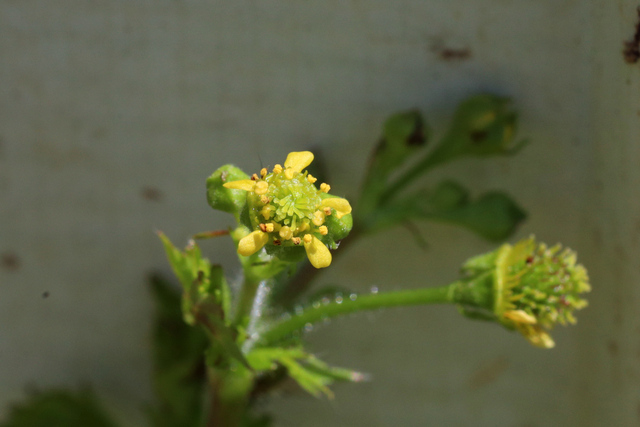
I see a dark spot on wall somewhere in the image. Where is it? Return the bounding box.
[607,339,619,356]
[141,186,163,202]
[92,127,108,140]
[623,7,640,63]
[42,291,50,299]
[1,252,20,271]
[469,356,509,389]
[438,47,472,61]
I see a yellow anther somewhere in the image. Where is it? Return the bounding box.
[260,168,268,178]
[260,205,273,220]
[279,226,293,240]
[320,183,331,193]
[323,206,332,216]
[312,210,325,226]
[260,195,270,204]
[307,174,317,184]
[303,234,313,244]
[292,237,301,245]
[319,225,328,235]
[273,164,283,174]
[259,223,274,233]
[223,179,256,192]
[269,221,281,232]
[251,173,259,180]
[254,181,269,195]
[284,168,294,179]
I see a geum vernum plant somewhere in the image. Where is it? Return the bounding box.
[156,94,590,426]
[0,95,590,427]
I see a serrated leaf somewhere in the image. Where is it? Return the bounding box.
[246,348,363,399]
[147,274,208,427]
[0,388,117,427]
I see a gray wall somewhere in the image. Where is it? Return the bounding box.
[1,1,638,426]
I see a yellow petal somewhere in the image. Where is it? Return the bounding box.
[503,309,537,325]
[223,179,257,191]
[237,230,269,256]
[303,234,332,269]
[284,151,314,173]
[516,324,555,349]
[321,197,352,219]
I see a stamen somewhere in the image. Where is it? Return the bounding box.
[284,168,294,179]
[307,174,317,184]
[260,168,268,178]
[319,225,328,235]
[312,211,325,226]
[279,226,293,240]
[273,164,283,174]
[292,237,301,245]
[320,183,331,193]
[254,181,269,195]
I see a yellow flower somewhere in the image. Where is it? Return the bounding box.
[223,151,352,268]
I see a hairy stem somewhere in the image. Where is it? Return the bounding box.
[259,283,458,345]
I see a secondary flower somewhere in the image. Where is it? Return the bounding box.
[223,151,352,269]
[459,236,590,348]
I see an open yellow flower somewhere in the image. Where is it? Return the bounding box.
[223,151,352,268]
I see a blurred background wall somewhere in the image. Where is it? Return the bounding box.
[1,1,639,426]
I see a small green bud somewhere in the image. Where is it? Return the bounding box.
[455,236,590,348]
[426,94,528,168]
[206,165,250,218]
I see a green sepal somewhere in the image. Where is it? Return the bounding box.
[206,165,249,219]
[0,388,118,427]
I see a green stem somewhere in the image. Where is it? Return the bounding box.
[378,153,443,205]
[260,284,456,345]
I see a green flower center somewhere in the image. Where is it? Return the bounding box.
[506,243,589,327]
[267,172,321,228]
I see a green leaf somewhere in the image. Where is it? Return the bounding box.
[206,164,249,219]
[246,348,364,399]
[364,181,526,241]
[147,274,208,427]
[0,388,117,427]
[373,110,428,175]
[427,191,527,241]
[358,110,429,218]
